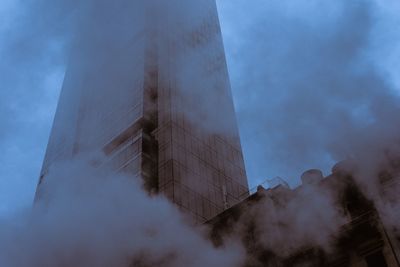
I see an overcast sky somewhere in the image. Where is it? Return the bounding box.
[0,0,399,217]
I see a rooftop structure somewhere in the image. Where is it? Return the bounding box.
[208,162,400,267]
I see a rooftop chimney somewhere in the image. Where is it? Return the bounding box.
[301,169,323,185]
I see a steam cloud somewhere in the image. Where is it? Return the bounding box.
[0,158,243,267]
[219,0,400,187]
[0,2,245,266]
[0,0,399,265]
[217,0,400,257]
[252,184,347,257]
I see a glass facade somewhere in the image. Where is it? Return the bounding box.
[37,0,249,222]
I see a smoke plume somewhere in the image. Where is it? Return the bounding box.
[0,157,243,267]
[217,0,400,258]
[1,0,400,265]
[219,0,400,188]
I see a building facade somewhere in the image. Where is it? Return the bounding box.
[36,0,249,222]
[208,163,400,267]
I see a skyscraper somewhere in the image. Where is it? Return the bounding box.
[37,0,249,222]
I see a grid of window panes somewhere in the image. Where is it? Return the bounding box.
[38,0,249,223]
[156,0,248,222]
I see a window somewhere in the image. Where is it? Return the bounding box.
[365,250,388,267]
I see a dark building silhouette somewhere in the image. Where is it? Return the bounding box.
[207,161,400,267]
[36,0,248,222]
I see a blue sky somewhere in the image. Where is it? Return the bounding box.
[0,0,399,217]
